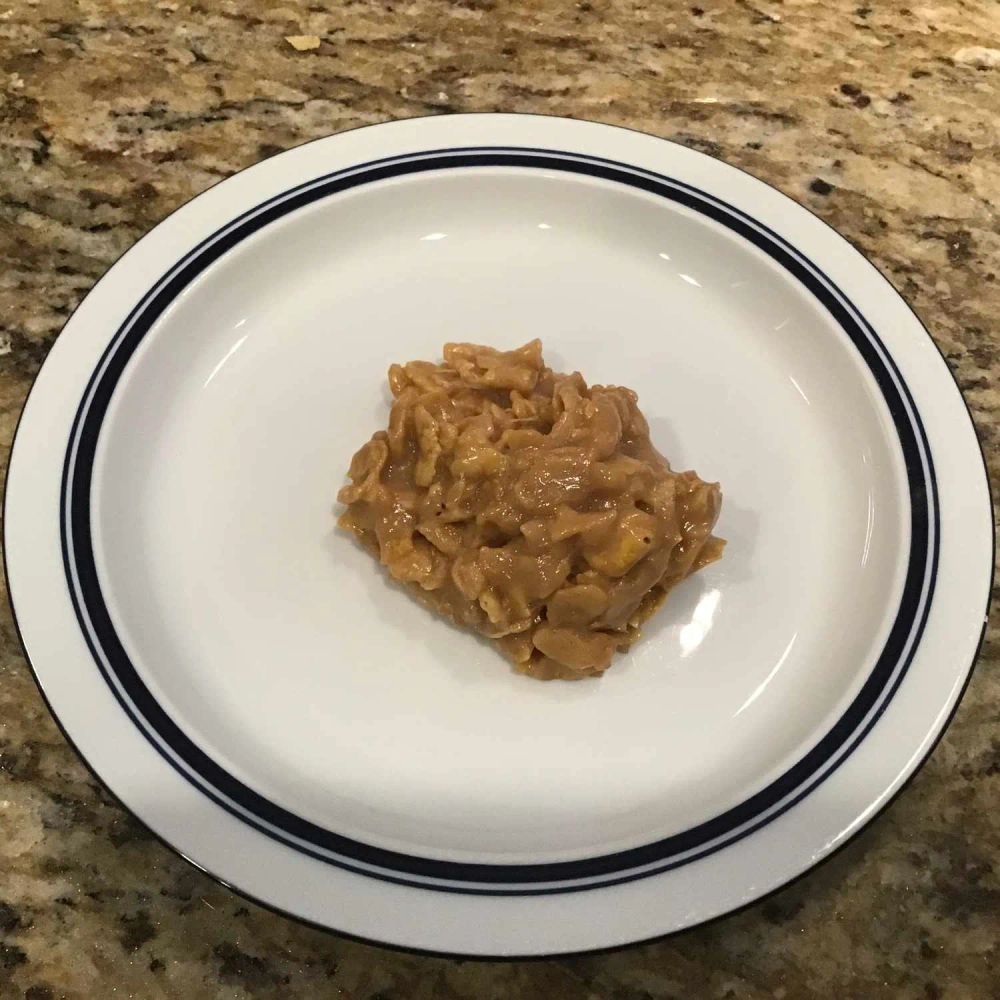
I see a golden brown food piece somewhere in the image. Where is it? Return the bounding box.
[337,340,724,680]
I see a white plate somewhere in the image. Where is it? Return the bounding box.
[4,114,992,956]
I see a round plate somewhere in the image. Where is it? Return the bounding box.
[5,114,992,956]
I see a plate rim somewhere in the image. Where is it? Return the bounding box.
[4,111,994,956]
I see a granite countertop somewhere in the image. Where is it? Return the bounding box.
[1,1,998,997]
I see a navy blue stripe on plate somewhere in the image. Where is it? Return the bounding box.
[61,148,937,894]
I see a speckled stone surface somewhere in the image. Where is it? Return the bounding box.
[1,1,998,997]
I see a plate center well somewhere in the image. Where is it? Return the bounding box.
[91,166,909,863]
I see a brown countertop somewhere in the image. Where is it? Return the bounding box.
[1,1,998,997]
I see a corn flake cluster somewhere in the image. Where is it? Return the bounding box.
[338,340,723,679]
